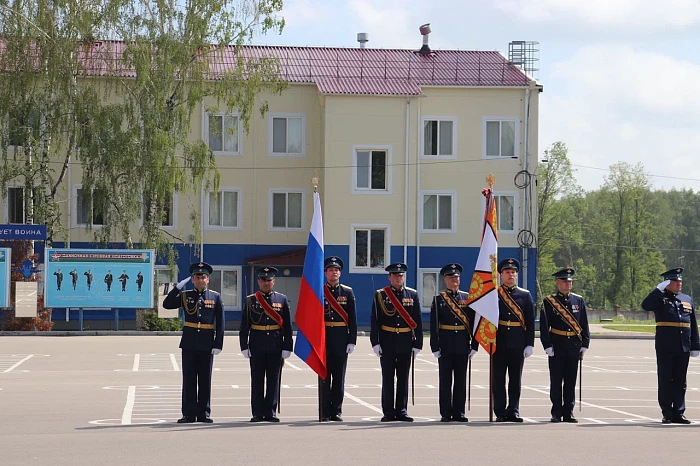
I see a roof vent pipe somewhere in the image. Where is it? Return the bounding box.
[357,32,369,48]
[419,23,431,56]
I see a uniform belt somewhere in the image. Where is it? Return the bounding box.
[656,322,691,328]
[184,321,214,330]
[550,328,578,337]
[498,320,521,327]
[439,324,466,330]
[380,325,412,333]
[251,324,281,331]
[324,322,347,327]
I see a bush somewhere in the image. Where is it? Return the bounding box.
[3,309,54,331]
[140,311,182,331]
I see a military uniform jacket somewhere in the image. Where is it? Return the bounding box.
[540,292,590,358]
[642,289,700,353]
[163,287,225,352]
[104,274,113,283]
[239,291,293,354]
[429,290,478,355]
[324,283,358,353]
[370,286,423,354]
[497,286,536,349]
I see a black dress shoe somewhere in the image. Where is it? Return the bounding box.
[440,417,452,422]
[550,416,561,423]
[265,416,280,423]
[452,416,469,423]
[672,415,691,424]
[320,417,330,422]
[177,416,196,424]
[330,415,343,422]
[662,417,673,424]
[250,416,264,423]
[496,416,509,422]
[395,414,414,422]
[563,415,578,423]
[197,416,214,423]
[509,415,524,423]
[380,415,395,422]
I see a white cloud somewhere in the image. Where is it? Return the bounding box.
[494,0,700,29]
[279,0,333,28]
[540,45,700,190]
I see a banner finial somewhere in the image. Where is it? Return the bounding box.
[486,173,496,189]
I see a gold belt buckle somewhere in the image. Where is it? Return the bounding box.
[197,322,201,329]
[266,325,270,331]
[395,327,400,334]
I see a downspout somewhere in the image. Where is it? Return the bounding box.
[404,97,411,264]
[415,96,422,287]
[200,189,205,261]
[521,87,531,288]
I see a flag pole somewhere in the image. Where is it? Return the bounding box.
[313,175,324,423]
[489,342,494,422]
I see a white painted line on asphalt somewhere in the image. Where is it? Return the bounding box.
[616,386,632,391]
[344,391,383,414]
[132,354,140,372]
[170,354,179,372]
[523,385,657,421]
[3,354,33,373]
[122,385,136,425]
[521,417,538,423]
[585,418,608,424]
[416,357,438,366]
[284,361,303,371]
[231,385,239,389]
[426,384,436,389]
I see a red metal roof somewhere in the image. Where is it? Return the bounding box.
[71,42,532,95]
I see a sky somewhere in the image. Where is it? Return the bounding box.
[248,0,700,192]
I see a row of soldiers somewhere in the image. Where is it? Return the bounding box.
[163,259,699,424]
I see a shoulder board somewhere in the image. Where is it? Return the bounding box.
[405,287,417,293]
[208,290,220,296]
[340,284,352,290]
[246,293,256,299]
[571,292,582,298]
[375,288,385,294]
[516,286,529,293]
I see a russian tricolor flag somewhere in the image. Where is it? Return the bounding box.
[293,192,327,379]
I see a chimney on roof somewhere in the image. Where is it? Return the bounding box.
[418,23,432,56]
[357,32,369,48]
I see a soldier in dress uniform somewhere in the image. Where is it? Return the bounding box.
[70,269,79,290]
[641,267,700,424]
[84,269,94,290]
[540,267,590,423]
[493,258,535,422]
[370,262,423,422]
[162,261,224,423]
[321,257,357,422]
[136,271,144,292]
[118,270,129,292]
[54,269,63,291]
[104,270,113,292]
[429,263,478,422]
[239,267,293,422]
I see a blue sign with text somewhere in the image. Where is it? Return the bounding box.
[0,248,10,308]
[44,248,155,309]
[0,224,47,240]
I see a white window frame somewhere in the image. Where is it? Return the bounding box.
[268,188,305,232]
[349,224,391,274]
[139,192,178,230]
[205,188,242,231]
[482,116,520,159]
[419,190,457,234]
[351,144,392,195]
[210,266,243,310]
[202,109,242,156]
[268,113,305,157]
[489,190,518,234]
[71,184,106,228]
[418,268,447,313]
[420,116,457,159]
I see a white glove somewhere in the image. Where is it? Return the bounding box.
[373,344,382,357]
[523,346,533,358]
[282,350,291,359]
[211,348,221,356]
[468,349,477,360]
[545,347,554,357]
[691,350,700,357]
[241,349,250,359]
[433,351,441,359]
[346,344,355,354]
[657,280,671,291]
[412,348,421,356]
[176,276,191,290]
[580,347,588,356]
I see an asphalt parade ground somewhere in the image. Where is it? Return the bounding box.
[2,335,700,465]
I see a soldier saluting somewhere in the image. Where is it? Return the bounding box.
[54,269,63,291]
[370,262,423,422]
[642,267,700,424]
[429,263,478,422]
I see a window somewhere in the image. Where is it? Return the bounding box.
[142,193,176,228]
[207,189,240,229]
[421,192,455,233]
[352,145,391,194]
[5,186,40,224]
[209,267,242,309]
[495,193,516,232]
[270,114,304,156]
[422,118,455,157]
[155,267,177,295]
[205,112,240,155]
[74,185,106,227]
[350,224,390,273]
[7,110,40,148]
[419,269,448,313]
[270,190,303,230]
[484,118,518,158]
